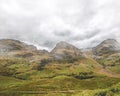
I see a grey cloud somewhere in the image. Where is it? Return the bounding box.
[53,30,71,37]
[0,0,120,50]
[70,29,101,41]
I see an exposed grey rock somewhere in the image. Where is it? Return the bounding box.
[92,39,120,56]
[51,41,82,59]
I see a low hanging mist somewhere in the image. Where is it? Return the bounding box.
[0,0,120,50]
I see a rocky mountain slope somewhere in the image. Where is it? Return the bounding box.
[0,39,50,60]
[0,38,120,96]
[51,41,82,59]
[0,39,37,52]
[92,39,120,56]
[91,39,120,74]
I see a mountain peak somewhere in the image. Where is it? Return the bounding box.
[51,41,82,59]
[93,39,120,56]
[100,39,117,45]
[97,39,119,49]
[55,41,75,49]
[0,39,37,53]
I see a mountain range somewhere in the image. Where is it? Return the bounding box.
[0,38,120,60]
[0,38,120,96]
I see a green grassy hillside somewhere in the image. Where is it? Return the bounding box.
[0,39,120,96]
[0,56,120,96]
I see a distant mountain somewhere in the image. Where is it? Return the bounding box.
[51,41,82,59]
[0,39,50,60]
[92,39,120,56]
[0,39,37,53]
[0,38,120,94]
[92,39,120,74]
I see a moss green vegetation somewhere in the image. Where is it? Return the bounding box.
[0,57,120,96]
[98,55,120,74]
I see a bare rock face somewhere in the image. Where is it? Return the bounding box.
[51,41,82,59]
[92,39,120,56]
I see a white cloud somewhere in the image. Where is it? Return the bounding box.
[0,0,120,50]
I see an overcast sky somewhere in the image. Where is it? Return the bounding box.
[0,0,120,50]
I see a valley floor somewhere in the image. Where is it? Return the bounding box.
[0,74,120,96]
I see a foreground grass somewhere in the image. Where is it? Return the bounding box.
[0,57,120,96]
[0,74,120,96]
[0,84,120,96]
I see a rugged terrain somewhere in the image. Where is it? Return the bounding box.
[0,39,120,96]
